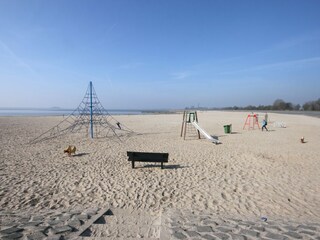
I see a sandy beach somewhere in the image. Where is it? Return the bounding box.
[1,111,320,238]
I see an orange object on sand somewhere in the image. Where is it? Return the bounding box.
[64,145,76,156]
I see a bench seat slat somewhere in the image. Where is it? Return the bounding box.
[127,151,169,169]
[128,158,169,163]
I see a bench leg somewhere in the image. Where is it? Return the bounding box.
[132,161,135,169]
[161,162,164,169]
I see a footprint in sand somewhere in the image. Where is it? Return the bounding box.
[221,192,228,201]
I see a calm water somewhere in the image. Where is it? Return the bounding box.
[0,109,143,116]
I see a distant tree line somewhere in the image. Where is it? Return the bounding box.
[225,98,320,111]
[185,98,320,111]
[303,98,320,111]
[226,99,301,111]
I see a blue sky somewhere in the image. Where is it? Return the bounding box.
[0,0,319,109]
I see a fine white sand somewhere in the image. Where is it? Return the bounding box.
[0,111,319,222]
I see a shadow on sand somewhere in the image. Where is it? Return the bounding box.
[72,153,90,157]
[135,164,188,170]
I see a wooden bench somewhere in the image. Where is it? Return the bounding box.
[127,151,169,169]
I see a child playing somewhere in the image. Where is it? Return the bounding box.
[262,119,268,131]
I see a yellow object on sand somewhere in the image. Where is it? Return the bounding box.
[64,145,76,156]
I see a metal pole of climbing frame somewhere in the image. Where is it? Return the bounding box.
[90,81,94,138]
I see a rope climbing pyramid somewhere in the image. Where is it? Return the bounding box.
[30,82,134,144]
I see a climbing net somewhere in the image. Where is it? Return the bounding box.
[29,82,134,144]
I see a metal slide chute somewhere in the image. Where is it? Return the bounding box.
[191,121,220,144]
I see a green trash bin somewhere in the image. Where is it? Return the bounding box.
[224,124,232,134]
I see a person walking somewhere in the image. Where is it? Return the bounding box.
[262,119,268,131]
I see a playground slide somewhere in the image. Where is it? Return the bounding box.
[191,121,220,144]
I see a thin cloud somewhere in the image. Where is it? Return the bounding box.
[28,60,104,82]
[108,23,117,32]
[96,23,117,46]
[272,31,320,51]
[171,71,192,80]
[0,39,37,75]
[246,31,320,57]
[219,57,320,75]
[194,31,320,71]
[119,62,144,69]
